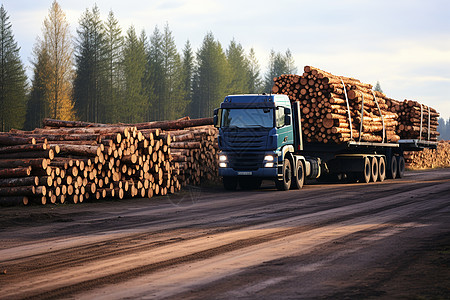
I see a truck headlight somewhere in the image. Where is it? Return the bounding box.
[264,162,274,168]
[219,162,227,168]
[219,154,227,161]
[263,155,275,162]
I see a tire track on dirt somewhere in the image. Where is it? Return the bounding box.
[2,181,448,299]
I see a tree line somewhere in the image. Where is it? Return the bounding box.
[437,118,450,140]
[0,2,297,131]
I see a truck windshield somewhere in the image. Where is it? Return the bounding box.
[221,108,273,128]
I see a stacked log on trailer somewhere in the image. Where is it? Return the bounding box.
[272,66,439,143]
[0,117,218,206]
[404,141,450,169]
[385,98,440,141]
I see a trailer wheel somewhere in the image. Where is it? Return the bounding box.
[371,157,378,182]
[378,157,386,182]
[223,177,237,191]
[276,158,292,191]
[360,157,371,183]
[396,156,405,178]
[291,161,304,189]
[387,155,397,179]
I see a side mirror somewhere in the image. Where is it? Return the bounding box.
[213,108,220,128]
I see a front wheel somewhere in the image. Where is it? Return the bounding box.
[276,159,292,191]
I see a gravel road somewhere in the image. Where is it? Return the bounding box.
[0,169,449,299]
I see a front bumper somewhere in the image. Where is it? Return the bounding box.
[219,167,277,178]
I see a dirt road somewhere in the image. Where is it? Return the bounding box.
[0,169,449,299]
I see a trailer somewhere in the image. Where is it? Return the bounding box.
[213,94,437,191]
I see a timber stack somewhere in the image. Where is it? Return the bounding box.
[0,117,218,206]
[272,66,439,143]
[385,98,440,141]
[404,140,450,169]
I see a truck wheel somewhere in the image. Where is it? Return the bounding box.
[360,157,371,183]
[396,156,405,178]
[291,161,304,189]
[378,157,386,182]
[276,159,292,191]
[223,177,237,191]
[371,157,378,182]
[387,155,397,179]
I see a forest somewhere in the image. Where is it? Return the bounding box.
[0,1,296,132]
[1,2,448,141]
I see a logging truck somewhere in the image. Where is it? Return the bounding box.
[213,94,437,190]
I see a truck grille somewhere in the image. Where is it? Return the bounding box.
[222,131,268,150]
[227,152,264,171]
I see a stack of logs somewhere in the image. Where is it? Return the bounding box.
[404,141,450,169]
[0,117,218,206]
[385,98,440,141]
[272,66,439,143]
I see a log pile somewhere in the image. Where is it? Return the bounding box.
[272,66,439,143]
[404,141,450,169]
[385,98,440,141]
[0,117,218,206]
[168,126,219,186]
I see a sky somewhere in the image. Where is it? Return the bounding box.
[2,0,450,120]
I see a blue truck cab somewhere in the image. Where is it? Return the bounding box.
[214,94,312,190]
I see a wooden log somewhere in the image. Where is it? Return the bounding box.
[0,133,36,146]
[0,176,38,188]
[0,166,32,178]
[0,143,47,154]
[0,149,55,160]
[0,185,46,196]
[0,196,28,206]
[0,158,49,169]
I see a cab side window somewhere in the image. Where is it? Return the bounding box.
[276,107,285,128]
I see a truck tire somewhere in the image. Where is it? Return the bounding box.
[223,177,237,191]
[291,161,304,189]
[371,157,378,182]
[378,156,386,182]
[360,157,371,183]
[387,155,397,179]
[396,156,405,178]
[276,158,292,191]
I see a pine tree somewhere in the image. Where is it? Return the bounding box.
[103,10,123,123]
[181,40,194,112]
[191,32,229,118]
[39,0,75,120]
[122,26,147,123]
[147,26,164,120]
[285,49,297,74]
[0,5,28,131]
[73,5,106,123]
[263,49,296,93]
[374,81,383,93]
[226,39,249,95]
[247,47,262,93]
[161,23,184,120]
[25,43,51,130]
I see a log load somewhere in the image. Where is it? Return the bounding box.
[404,140,450,169]
[0,117,219,206]
[271,66,439,143]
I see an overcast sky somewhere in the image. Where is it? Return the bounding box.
[2,0,450,120]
